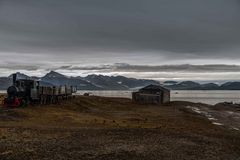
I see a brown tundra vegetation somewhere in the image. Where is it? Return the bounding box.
[0,96,240,160]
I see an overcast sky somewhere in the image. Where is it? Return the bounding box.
[0,0,240,81]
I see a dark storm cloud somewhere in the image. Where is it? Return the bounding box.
[0,64,39,71]
[0,0,240,59]
[112,64,240,73]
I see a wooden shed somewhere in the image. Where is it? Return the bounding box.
[132,84,170,105]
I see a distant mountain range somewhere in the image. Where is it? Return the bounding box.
[0,71,159,90]
[163,81,240,90]
[1,71,240,90]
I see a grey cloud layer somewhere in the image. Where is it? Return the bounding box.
[55,64,240,73]
[2,63,240,73]
[0,0,240,59]
[1,0,240,81]
[1,63,240,81]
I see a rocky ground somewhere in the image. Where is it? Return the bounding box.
[186,102,240,131]
[0,96,240,160]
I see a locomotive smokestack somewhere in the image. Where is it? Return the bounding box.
[12,73,17,85]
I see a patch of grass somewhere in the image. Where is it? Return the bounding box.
[0,95,233,135]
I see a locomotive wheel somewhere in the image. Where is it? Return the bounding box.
[20,99,28,107]
[12,98,21,108]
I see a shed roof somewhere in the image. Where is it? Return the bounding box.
[140,84,170,92]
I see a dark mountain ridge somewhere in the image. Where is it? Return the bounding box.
[0,71,160,90]
[165,81,240,90]
[1,71,240,90]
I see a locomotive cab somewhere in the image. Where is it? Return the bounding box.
[4,74,39,107]
[15,79,39,100]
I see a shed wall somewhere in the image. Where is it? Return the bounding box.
[132,90,170,105]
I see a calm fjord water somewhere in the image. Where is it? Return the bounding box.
[76,90,240,105]
[1,90,240,105]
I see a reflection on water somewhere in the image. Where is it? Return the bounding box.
[1,90,240,105]
[171,90,240,105]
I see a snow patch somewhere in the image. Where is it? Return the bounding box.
[208,117,217,121]
[232,127,240,131]
[186,106,220,125]
[212,122,224,126]
[227,111,234,114]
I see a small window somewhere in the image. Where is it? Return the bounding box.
[20,82,24,87]
[30,82,34,88]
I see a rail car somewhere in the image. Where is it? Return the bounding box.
[3,74,77,107]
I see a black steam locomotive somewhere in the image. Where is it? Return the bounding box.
[4,74,77,107]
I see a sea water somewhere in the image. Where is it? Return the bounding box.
[76,90,240,105]
[1,90,240,105]
[171,90,240,105]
